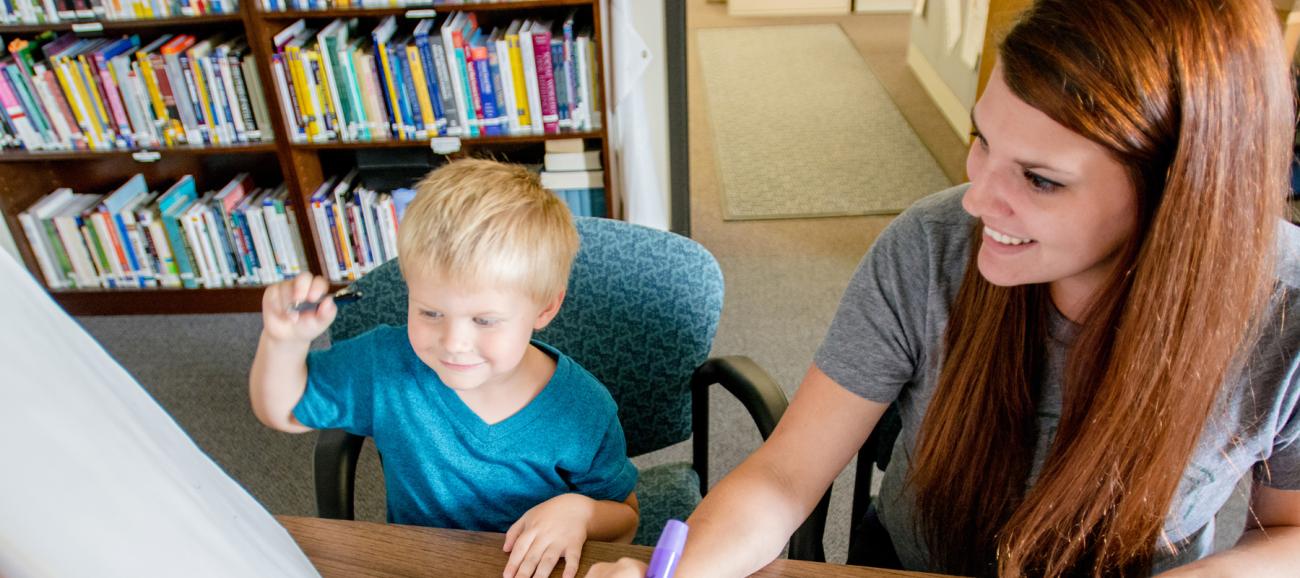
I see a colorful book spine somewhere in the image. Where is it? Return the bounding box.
[471,45,502,136]
[406,42,439,138]
[530,25,558,134]
[506,27,530,130]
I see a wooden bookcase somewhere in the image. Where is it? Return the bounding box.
[0,0,613,315]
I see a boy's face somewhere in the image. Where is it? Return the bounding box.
[405,269,563,395]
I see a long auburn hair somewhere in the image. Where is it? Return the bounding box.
[907,1,1292,576]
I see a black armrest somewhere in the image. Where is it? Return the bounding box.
[689,355,789,496]
[313,429,367,520]
[691,353,790,483]
[690,356,823,560]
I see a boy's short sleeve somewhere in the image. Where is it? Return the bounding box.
[567,414,639,503]
[293,328,384,436]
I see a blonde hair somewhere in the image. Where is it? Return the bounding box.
[397,159,579,305]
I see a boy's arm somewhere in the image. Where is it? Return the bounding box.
[587,491,639,543]
[502,491,639,578]
[248,273,337,433]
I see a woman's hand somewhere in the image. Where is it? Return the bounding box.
[582,558,647,577]
[504,494,595,578]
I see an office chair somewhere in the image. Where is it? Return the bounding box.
[314,216,814,548]
[786,404,903,565]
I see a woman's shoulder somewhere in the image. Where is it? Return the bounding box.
[898,183,975,228]
[868,184,976,282]
[1277,220,1300,290]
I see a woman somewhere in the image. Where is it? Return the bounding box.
[589,0,1300,576]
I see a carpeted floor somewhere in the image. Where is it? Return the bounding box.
[697,24,950,220]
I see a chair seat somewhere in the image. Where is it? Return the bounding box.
[633,462,702,546]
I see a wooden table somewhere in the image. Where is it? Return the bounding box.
[278,516,944,578]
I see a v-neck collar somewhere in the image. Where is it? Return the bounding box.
[420,340,567,444]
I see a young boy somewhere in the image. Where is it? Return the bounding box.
[249,159,639,578]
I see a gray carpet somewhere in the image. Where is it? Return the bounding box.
[696,24,951,221]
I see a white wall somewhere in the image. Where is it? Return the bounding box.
[621,0,676,227]
[628,0,669,218]
[907,0,979,141]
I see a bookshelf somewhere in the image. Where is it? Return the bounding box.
[0,0,614,315]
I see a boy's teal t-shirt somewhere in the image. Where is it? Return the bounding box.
[294,325,639,532]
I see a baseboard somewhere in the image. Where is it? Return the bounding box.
[906,43,972,144]
[727,0,850,16]
[854,0,914,12]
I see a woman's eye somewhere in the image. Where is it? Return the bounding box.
[1024,171,1061,193]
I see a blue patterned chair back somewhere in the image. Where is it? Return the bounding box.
[328,216,725,457]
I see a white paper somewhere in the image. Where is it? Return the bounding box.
[913,0,927,17]
[944,0,962,51]
[0,252,319,578]
[961,0,990,69]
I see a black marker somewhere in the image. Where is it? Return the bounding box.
[290,286,364,313]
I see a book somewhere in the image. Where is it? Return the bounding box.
[52,194,103,287]
[308,177,342,282]
[504,20,529,132]
[416,18,455,136]
[470,45,502,136]
[18,187,75,288]
[157,175,201,288]
[518,20,544,135]
[98,173,149,287]
[441,11,476,137]
[544,150,601,172]
[530,21,558,134]
[541,170,605,218]
[544,137,584,153]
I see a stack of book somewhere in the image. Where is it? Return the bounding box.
[539,137,603,217]
[269,11,599,144]
[0,31,272,152]
[1,0,237,25]
[17,173,306,290]
[309,169,402,282]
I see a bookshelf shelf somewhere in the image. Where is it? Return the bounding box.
[0,143,278,162]
[257,0,594,20]
[290,129,603,150]
[50,285,267,315]
[1,0,612,315]
[0,14,244,34]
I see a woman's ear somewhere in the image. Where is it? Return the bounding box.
[532,290,566,330]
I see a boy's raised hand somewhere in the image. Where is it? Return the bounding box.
[261,273,337,343]
[503,494,595,578]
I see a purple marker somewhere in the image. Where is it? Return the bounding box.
[645,519,688,578]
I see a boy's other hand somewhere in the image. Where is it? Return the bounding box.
[503,493,594,578]
[261,273,337,343]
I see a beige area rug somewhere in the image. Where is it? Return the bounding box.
[697,24,952,220]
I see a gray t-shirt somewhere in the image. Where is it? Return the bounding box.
[815,184,1300,574]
